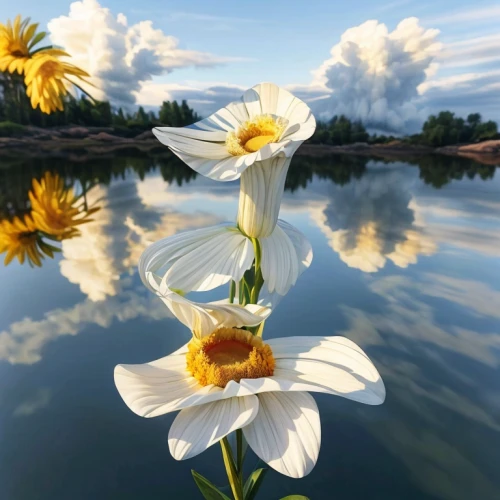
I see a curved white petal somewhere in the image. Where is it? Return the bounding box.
[114,352,203,418]
[147,272,270,339]
[153,127,228,158]
[237,156,291,238]
[168,395,259,460]
[277,220,314,276]
[238,336,385,405]
[244,83,316,143]
[243,391,320,478]
[139,224,253,293]
[259,220,312,295]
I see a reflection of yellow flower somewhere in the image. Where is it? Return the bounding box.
[0,214,51,267]
[24,52,90,114]
[29,172,99,239]
[0,15,48,74]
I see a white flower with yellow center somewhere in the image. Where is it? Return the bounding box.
[115,327,385,478]
[139,219,312,303]
[153,83,316,239]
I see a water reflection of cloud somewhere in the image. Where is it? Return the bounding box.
[12,388,52,417]
[340,272,500,499]
[124,211,220,268]
[310,167,436,272]
[0,289,172,365]
[412,177,500,257]
[60,177,222,301]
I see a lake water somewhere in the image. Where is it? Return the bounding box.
[0,152,499,500]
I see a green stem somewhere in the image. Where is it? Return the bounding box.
[229,280,236,304]
[236,429,244,482]
[220,437,244,500]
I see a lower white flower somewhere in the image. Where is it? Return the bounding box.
[139,219,312,297]
[114,328,385,478]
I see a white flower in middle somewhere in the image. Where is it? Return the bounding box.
[139,219,312,300]
[153,83,316,238]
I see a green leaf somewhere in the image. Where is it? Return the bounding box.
[28,31,48,49]
[243,468,268,500]
[280,496,310,500]
[191,470,231,500]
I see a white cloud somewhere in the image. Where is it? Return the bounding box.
[48,0,232,108]
[311,18,441,133]
[426,5,500,25]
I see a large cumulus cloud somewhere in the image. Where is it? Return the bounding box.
[48,0,231,108]
[312,18,441,133]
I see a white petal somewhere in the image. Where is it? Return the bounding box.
[237,156,291,238]
[139,224,253,293]
[165,229,253,292]
[243,391,320,478]
[259,220,312,296]
[266,336,386,405]
[114,353,206,418]
[277,220,313,276]
[153,127,228,158]
[148,272,271,339]
[168,396,259,460]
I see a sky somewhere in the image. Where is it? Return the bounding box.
[5,0,500,132]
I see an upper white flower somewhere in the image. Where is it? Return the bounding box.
[115,329,385,478]
[153,83,316,238]
[153,82,316,182]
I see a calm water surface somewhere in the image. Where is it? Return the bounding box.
[0,153,499,500]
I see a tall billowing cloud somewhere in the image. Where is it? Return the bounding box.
[48,0,229,108]
[312,17,441,132]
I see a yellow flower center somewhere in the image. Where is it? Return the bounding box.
[186,327,275,388]
[38,60,61,79]
[8,41,28,58]
[226,114,288,156]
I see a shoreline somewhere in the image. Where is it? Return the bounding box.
[0,128,499,166]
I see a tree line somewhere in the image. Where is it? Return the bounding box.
[0,87,201,136]
[309,111,498,147]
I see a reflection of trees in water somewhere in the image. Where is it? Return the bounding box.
[286,154,368,192]
[0,152,196,218]
[0,151,496,218]
[415,155,496,189]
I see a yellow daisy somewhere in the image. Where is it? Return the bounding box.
[24,51,90,114]
[29,172,99,239]
[0,214,50,267]
[0,15,48,74]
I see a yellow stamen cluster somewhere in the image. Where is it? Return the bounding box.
[186,327,275,388]
[226,114,288,156]
[29,172,99,240]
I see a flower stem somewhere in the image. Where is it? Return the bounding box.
[220,437,244,500]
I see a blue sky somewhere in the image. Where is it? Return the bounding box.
[6,0,500,131]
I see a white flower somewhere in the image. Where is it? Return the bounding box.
[114,329,385,478]
[139,219,312,301]
[153,82,316,238]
